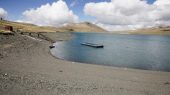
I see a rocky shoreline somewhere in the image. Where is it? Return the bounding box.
[0,32,170,95]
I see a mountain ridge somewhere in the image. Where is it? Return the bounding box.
[0,20,107,33]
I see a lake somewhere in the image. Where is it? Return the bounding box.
[51,32,170,72]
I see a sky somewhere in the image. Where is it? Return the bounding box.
[0,0,170,31]
[0,0,112,21]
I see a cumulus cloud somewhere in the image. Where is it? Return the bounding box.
[0,8,7,19]
[84,0,170,31]
[21,0,78,26]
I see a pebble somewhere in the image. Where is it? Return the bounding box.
[4,73,8,76]
[59,70,63,72]
[164,82,170,85]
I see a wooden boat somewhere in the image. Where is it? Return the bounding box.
[81,43,104,48]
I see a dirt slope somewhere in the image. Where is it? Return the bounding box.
[0,20,106,33]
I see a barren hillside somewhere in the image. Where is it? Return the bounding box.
[0,20,106,33]
[130,26,170,35]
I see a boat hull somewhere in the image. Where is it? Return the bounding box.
[81,43,104,48]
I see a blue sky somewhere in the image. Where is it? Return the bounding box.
[0,0,156,21]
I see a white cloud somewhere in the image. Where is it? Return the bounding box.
[154,0,170,6]
[96,23,146,31]
[21,0,78,26]
[0,8,7,19]
[84,0,170,31]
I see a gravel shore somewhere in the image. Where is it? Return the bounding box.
[0,32,170,95]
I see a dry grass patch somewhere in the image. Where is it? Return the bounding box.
[130,27,170,35]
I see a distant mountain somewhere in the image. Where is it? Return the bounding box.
[130,26,170,35]
[58,22,107,32]
[0,20,106,33]
[3,20,169,35]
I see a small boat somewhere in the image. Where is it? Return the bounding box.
[49,45,55,49]
[81,42,104,48]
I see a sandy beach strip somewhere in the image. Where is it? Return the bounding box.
[0,32,170,95]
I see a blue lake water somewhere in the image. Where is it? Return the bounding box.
[51,32,170,72]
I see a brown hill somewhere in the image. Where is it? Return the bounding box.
[130,26,170,35]
[0,20,106,33]
[58,22,106,32]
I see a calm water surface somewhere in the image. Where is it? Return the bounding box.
[51,32,170,72]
